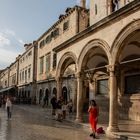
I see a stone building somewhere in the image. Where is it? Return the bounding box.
[36,4,89,106]
[7,60,19,95]
[0,42,38,102]
[0,68,9,89]
[37,0,140,132]
[17,42,38,101]
[0,0,139,134]
[0,66,16,96]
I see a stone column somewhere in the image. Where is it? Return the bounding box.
[107,65,119,132]
[89,82,95,100]
[56,77,62,100]
[75,72,83,122]
[107,0,112,15]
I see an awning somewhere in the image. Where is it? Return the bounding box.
[0,87,14,93]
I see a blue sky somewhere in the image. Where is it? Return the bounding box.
[0,0,89,69]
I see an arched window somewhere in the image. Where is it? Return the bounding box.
[62,86,68,103]
[28,90,30,98]
[53,88,57,96]
[45,89,49,98]
[39,89,43,104]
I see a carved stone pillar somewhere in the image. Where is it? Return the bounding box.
[75,72,84,122]
[107,65,119,132]
[56,77,62,100]
[89,81,95,100]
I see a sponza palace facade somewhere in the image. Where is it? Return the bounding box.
[0,0,140,133]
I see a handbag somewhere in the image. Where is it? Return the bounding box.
[96,127,105,134]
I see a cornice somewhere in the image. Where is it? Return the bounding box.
[53,0,140,52]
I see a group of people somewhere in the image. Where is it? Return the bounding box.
[51,96,100,138]
[50,95,73,121]
[1,94,101,138]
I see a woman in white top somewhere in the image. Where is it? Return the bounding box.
[6,97,12,119]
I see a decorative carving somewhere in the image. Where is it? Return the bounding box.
[107,65,115,73]
[55,76,62,82]
[76,71,84,79]
[107,64,120,76]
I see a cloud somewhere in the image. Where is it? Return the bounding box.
[5,29,15,36]
[18,39,25,45]
[0,28,24,69]
[0,34,11,46]
[0,48,19,69]
[0,28,24,52]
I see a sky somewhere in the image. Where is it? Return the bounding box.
[0,0,90,69]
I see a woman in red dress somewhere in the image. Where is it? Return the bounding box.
[88,100,99,138]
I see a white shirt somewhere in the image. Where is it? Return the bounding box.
[62,104,67,111]
[6,100,12,108]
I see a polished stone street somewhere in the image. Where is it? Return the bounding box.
[0,105,120,140]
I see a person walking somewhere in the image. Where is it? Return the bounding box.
[50,94,57,116]
[67,99,73,114]
[42,95,48,108]
[56,96,63,121]
[6,97,12,120]
[88,100,99,138]
[62,101,67,119]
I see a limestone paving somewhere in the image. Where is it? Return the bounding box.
[0,105,123,140]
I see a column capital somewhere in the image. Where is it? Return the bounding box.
[76,71,84,79]
[107,64,120,75]
[55,76,62,81]
[107,65,115,73]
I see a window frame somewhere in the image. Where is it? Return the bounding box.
[63,21,69,31]
[40,56,44,74]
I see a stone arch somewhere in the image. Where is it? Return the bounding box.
[77,39,111,123]
[52,87,57,96]
[56,51,78,78]
[111,19,140,121]
[45,88,49,97]
[111,19,140,64]
[38,89,43,104]
[44,88,49,106]
[62,86,68,103]
[78,39,111,71]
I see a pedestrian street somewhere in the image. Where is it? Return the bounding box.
[0,105,120,140]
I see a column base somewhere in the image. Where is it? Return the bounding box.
[107,125,119,133]
[75,117,83,123]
